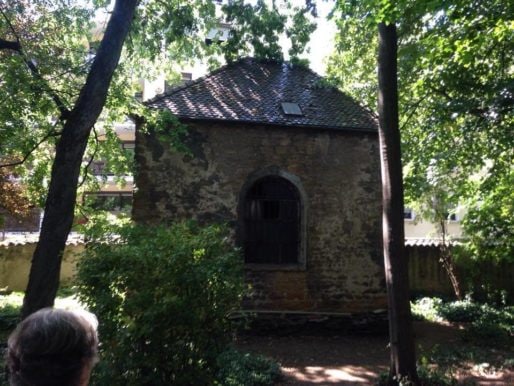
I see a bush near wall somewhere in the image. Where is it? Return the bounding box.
[76,222,246,386]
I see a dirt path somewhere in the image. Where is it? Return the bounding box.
[236,321,514,385]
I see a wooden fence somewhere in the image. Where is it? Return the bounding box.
[407,245,514,302]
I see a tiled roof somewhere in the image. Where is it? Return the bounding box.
[146,58,377,132]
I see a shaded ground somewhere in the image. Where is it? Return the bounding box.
[236,321,514,385]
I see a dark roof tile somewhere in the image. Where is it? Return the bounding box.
[146,58,377,132]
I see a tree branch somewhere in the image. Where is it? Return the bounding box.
[400,96,426,131]
[0,7,71,120]
[77,126,99,188]
[0,37,20,51]
[429,84,453,102]
[0,123,62,168]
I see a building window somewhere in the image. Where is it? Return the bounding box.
[181,72,192,83]
[445,212,458,222]
[281,102,303,116]
[242,176,301,264]
[404,207,415,220]
[121,141,135,160]
[0,208,41,232]
[83,192,132,213]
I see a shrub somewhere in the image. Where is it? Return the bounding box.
[216,348,282,386]
[412,296,514,348]
[0,292,23,331]
[415,364,458,386]
[435,296,514,344]
[411,297,444,322]
[464,307,514,345]
[76,222,246,385]
[377,365,457,386]
[437,297,483,323]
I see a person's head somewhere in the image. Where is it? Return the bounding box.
[6,308,98,386]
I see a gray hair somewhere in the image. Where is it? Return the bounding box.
[6,308,98,386]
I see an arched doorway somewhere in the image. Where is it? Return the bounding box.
[242,175,301,264]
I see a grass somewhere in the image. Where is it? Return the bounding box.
[0,288,84,346]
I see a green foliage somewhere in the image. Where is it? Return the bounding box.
[377,364,457,386]
[0,0,95,206]
[328,0,514,263]
[1,0,317,223]
[0,292,21,383]
[411,297,514,346]
[462,169,514,262]
[419,343,514,385]
[415,364,458,386]
[435,297,486,323]
[216,348,282,386]
[0,0,220,211]
[143,108,191,155]
[286,5,317,61]
[222,0,286,62]
[410,297,444,323]
[410,296,514,384]
[76,221,246,385]
[0,289,83,333]
[0,291,23,332]
[221,0,316,63]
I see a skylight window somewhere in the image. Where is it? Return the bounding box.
[281,102,303,116]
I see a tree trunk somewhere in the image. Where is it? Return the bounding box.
[438,219,462,300]
[21,0,139,318]
[377,22,419,383]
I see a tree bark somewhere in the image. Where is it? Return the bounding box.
[21,0,139,318]
[377,22,419,383]
[438,219,462,300]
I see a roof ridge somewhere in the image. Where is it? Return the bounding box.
[145,57,255,105]
[146,57,313,105]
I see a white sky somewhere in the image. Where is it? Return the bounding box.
[285,0,337,75]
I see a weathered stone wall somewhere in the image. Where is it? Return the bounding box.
[134,122,386,313]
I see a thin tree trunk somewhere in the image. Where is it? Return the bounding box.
[377,22,419,383]
[438,219,462,299]
[21,0,139,318]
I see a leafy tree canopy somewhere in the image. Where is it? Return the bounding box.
[328,0,514,259]
[0,0,316,210]
[0,166,31,226]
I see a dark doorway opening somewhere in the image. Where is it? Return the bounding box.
[243,176,300,264]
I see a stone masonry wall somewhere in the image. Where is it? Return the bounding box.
[134,122,386,313]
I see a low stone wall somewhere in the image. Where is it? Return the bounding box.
[2,242,513,303]
[0,243,83,292]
